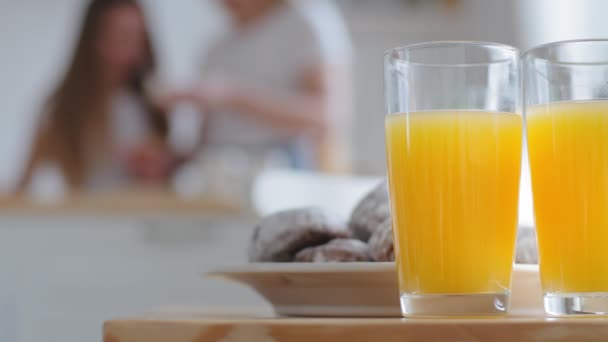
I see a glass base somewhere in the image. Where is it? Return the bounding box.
[400,292,509,317]
[544,293,608,316]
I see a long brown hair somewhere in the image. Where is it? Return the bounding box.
[41,0,167,187]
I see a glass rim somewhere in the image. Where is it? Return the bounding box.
[384,40,520,67]
[523,38,608,66]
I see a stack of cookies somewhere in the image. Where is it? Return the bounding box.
[248,182,393,262]
[248,180,538,263]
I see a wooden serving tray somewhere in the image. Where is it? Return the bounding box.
[104,310,608,342]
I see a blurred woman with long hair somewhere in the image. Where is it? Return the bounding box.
[18,0,172,193]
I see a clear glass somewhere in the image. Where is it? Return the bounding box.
[524,39,608,316]
[384,41,523,317]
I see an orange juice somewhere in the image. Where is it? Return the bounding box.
[527,100,608,293]
[385,110,522,294]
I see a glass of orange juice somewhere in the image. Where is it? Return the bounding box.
[524,39,608,315]
[384,42,522,316]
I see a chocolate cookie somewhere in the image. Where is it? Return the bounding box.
[368,218,395,261]
[248,207,349,262]
[294,238,371,262]
[349,181,391,242]
[515,226,538,264]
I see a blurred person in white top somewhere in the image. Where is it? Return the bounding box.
[171,0,353,171]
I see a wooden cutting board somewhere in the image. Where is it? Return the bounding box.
[103,308,608,342]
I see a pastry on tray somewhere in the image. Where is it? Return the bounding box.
[248,207,349,262]
[368,218,394,262]
[348,181,391,242]
[294,238,371,262]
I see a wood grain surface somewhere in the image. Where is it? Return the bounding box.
[104,311,608,342]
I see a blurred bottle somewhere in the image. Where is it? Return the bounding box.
[145,75,203,157]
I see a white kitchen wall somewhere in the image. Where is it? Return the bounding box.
[0,0,80,191]
[515,0,608,50]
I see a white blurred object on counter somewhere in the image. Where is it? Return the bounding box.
[168,103,203,157]
[253,169,381,220]
[173,147,269,211]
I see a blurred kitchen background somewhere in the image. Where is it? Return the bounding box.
[2,0,607,219]
[0,0,606,341]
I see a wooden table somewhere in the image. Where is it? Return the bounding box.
[0,190,243,217]
[104,308,608,342]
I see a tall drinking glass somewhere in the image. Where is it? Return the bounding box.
[524,39,608,315]
[384,41,522,316]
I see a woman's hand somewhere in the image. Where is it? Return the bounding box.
[196,78,244,109]
[182,76,246,112]
[156,76,247,114]
[124,138,175,185]
[155,90,195,113]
